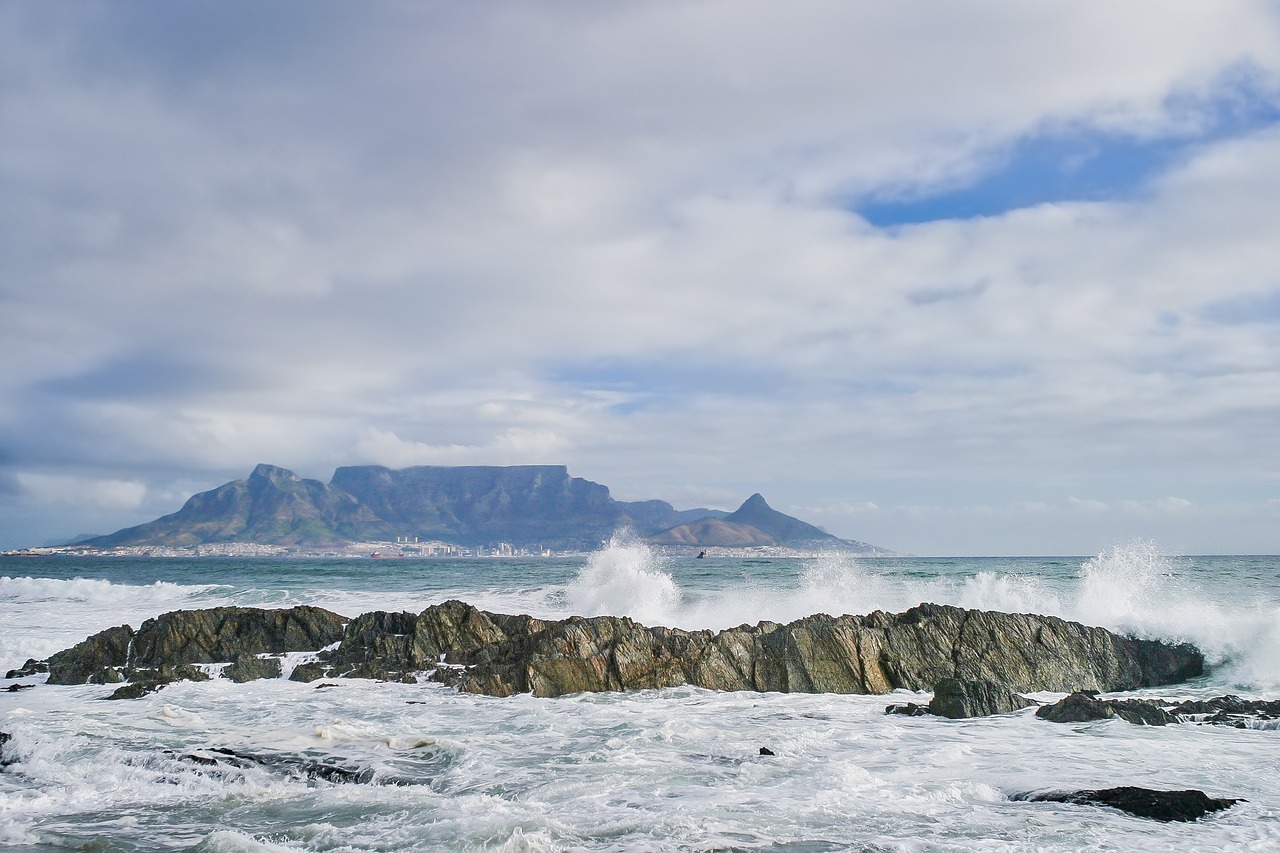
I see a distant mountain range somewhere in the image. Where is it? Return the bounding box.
[82,463,886,553]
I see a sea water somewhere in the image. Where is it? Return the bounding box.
[1,542,1278,851]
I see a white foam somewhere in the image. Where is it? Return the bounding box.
[564,533,682,624]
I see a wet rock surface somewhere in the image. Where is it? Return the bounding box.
[1012,786,1242,822]
[1037,692,1280,728]
[162,746,426,786]
[926,678,1036,719]
[28,600,1206,699]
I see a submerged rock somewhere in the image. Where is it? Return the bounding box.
[1013,787,1241,822]
[35,600,1205,699]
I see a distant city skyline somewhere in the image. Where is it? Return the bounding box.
[1,2,1278,555]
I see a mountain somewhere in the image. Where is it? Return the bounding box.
[86,464,382,548]
[82,463,732,551]
[647,493,884,553]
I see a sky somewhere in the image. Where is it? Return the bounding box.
[2,1,1279,556]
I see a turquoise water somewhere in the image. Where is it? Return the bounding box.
[1,543,1278,850]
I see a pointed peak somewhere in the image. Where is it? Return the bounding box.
[248,463,299,484]
[738,493,771,512]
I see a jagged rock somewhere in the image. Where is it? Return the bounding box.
[418,601,1203,698]
[5,659,48,679]
[1037,692,1178,725]
[46,625,134,685]
[44,605,346,694]
[1013,787,1241,822]
[0,731,13,768]
[927,678,1036,719]
[36,600,1206,700]
[3,684,34,692]
[106,665,210,700]
[289,662,330,683]
[224,655,283,683]
[885,701,928,716]
[129,605,347,666]
[1172,695,1280,728]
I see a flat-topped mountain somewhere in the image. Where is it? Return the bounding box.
[81,464,884,553]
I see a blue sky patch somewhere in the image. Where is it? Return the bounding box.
[857,75,1280,226]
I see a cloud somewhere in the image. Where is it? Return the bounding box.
[355,428,571,469]
[17,473,146,510]
[1,2,1279,552]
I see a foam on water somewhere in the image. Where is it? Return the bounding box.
[564,532,682,624]
[560,538,1280,691]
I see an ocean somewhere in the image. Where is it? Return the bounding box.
[1,541,1278,851]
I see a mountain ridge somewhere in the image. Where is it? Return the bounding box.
[81,464,885,553]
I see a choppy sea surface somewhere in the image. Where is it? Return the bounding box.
[2,541,1278,851]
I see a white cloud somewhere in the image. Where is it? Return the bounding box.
[17,473,146,510]
[2,2,1279,552]
[355,427,571,469]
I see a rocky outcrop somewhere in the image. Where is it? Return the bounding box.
[926,678,1036,719]
[25,600,1204,699]
[1012,787,1242,822]
[1037,692,1280,728]
[43,605,347,690]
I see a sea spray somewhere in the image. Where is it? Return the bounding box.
[565,533,682,625]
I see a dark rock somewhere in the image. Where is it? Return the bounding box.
[927,678,1035,719]
[5,659,48,679]
[0,731,12,768]
[289,662,330,683]
[170,746,417,786]
[1172,695,1280,728]
[3,684,33,692]
[106,664,210,700]
[128,605,347,667]
[224,655,283,683]
[885,702,929,716]
[43,605,347,688]
[1037,691,1119,723]
[758,747,775,756]
[1037,692,1177,725]
[39,600,1206,700]
[1013,787,1242,822]
[46,624,134,685]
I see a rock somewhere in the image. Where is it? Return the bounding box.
[168,746,420,786]
[5,659,48,679]
[3,684,34,692]
[289,662,330,683]
[106,664,210,700]
[1172,695,1280,728]
[758,747,775,756]
[43,605,347,691]
[885,702,928,716]
[46,625,134,685]
[37,600,1206,700]
[927,678,1036,719]
[1037,692,1178,725]
[128,605,347,667]
[1013,787,1242,822]
[224,655,283,683]
[0,731,12,767]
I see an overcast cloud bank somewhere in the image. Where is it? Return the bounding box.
[2,1,1278,554]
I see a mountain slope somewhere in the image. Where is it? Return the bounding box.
[86,464,381,548]
[81,464,732,550]
[647,493,886,553]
